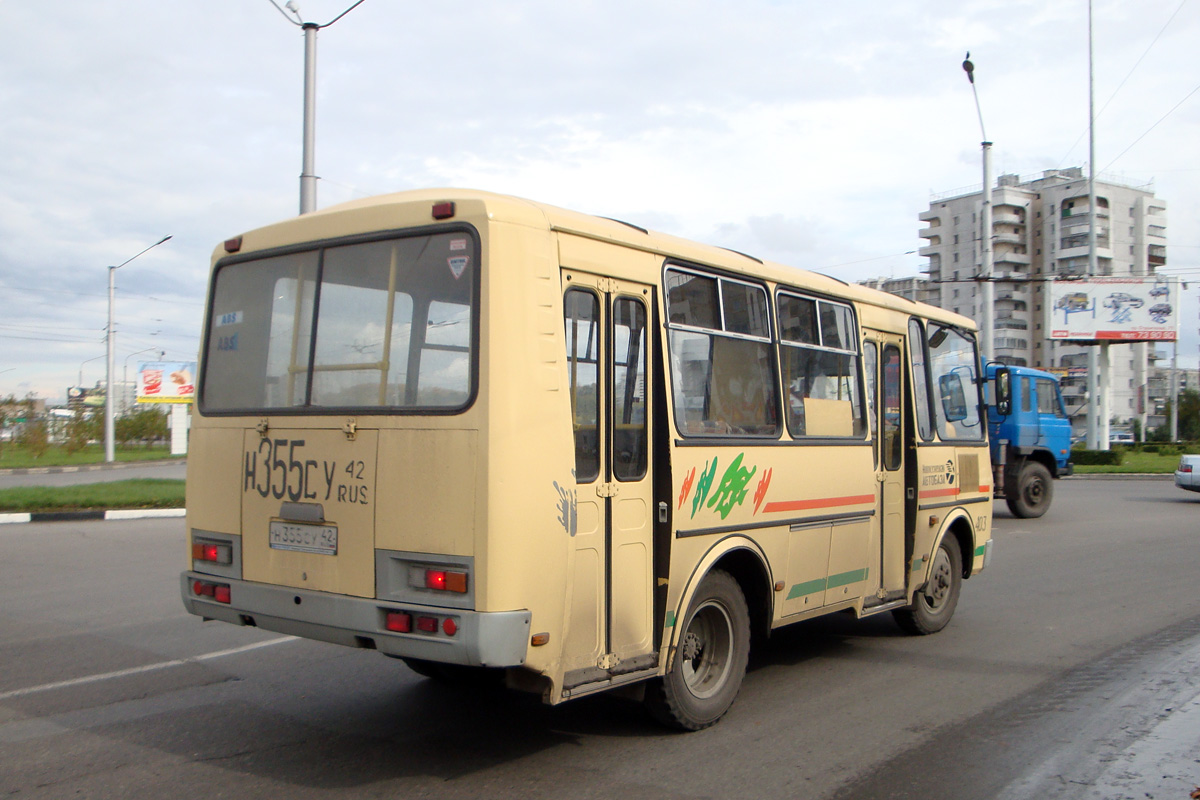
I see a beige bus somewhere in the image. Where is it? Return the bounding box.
[182,188,994,730]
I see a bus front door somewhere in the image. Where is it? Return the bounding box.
[562,273,655,682]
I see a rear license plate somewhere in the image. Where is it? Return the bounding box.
[269,520,338,555]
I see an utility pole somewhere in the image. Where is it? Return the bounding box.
[963,54,994,363]
[269,0,368,215]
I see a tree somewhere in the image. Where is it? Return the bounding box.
[116,408,169,447]
[16,420,49,459]
[1158,389,1200,441]
[64,408,98,454]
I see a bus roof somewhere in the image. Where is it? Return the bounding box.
[222,187,976,332]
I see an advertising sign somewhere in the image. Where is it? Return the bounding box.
[137,362,196,404]
[1048,277,1177,342]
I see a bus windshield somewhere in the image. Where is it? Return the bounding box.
[200,230,477,413]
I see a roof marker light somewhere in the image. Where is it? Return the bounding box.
[432,201,456,220]
[224,236,243,253]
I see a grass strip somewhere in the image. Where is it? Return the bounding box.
[0,445,179,470]
[0,479,185,513]
[1073,450,1189,474]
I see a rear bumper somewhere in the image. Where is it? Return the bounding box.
[1175,474,1200,493]
[181,572,531,667]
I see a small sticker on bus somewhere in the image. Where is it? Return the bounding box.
[449,238,467,251]
[448,256,469,279]
[216,311,243,327]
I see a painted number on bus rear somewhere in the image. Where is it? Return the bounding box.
[243,438,370,505]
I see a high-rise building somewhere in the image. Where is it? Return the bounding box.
[915,168,1167,427]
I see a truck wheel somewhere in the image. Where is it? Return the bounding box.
[645,569,750,731]
[1005,461,1053,518]
[893,535,962,635]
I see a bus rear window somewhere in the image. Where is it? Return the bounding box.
[200,230,477,413]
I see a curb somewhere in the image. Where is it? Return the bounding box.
[0,459,186,477]
[0,508,185,525]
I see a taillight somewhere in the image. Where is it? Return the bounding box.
[381,609,457,637]
[424,569,468,593]
[1182,464,1193,473]
[192,541,232,565]
[192,579,231,604]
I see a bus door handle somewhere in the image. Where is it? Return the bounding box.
[906,487,915,500]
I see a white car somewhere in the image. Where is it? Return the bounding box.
[1175,455,1200,493]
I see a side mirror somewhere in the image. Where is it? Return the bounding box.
[938,373,969,421]
[994,367,1012,416]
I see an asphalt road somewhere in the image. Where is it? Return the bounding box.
[0,460,187,489]
[1,478,1198,799]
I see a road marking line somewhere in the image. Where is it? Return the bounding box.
[0,636,297,701]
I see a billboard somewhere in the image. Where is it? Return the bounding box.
[1048,277,1177,342]
[137,362,196,404]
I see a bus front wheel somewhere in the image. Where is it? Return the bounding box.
[645,569,750,731]
[893,535,962,635]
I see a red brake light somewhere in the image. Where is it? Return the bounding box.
[432,201,456,220]
[192,542,232,565]
[385,611,412,633]
[416,616,438,633]
[1183,464,1193,473]
[424,569,468,593]
[192,579,230,604]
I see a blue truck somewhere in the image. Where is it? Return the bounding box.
[987,364,1073,518]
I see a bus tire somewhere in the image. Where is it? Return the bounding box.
[645,569,750,731]
[1005,461,1053,519]
[893,535,962,636]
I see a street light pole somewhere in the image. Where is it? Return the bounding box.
[963,54,994,364]
[105,236,172,463]
[268,0,368,215]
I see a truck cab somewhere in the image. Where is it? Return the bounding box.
[986,364,1073,518]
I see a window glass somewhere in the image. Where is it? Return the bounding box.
[666,267,778,437]
[927,323,984,441]
[665,270,718,328]
[863,341,878,466]
[820,303,854,351]
[778,294,819,344]
[882,346,902,470]
[613,298,647,481]
[564,289,600,482]
[777,293,863,438]
[202,231,475,412]
[1036,377,1065,417]
[908,319,933,440]
[722,280,770,337]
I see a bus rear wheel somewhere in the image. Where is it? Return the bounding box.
[645,569,750,731]
[893,535,962,635]
[1006,461,1053,519]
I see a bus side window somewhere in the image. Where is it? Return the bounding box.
[564,289,601,482]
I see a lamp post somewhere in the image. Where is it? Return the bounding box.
[963,54,994,364]
[78,353,106,389]
[268,0,368,215]
[106,236,172,462]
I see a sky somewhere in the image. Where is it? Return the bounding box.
[2,0,1198,404]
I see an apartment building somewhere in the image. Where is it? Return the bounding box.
[914,167,1168,427]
